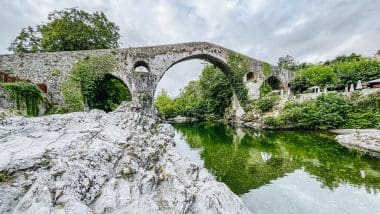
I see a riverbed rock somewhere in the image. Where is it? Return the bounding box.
[0,102,249,214]
[332,129,380,158]
[167,116,199,123]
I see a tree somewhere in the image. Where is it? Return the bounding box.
[278,55,297,70]
[154,65,233,119]
[8,8,120,53]
[289,65,338,92]
[323,53,364,65]
[154,89,175,118]
[199,65,233,117]
[174,80,204,117]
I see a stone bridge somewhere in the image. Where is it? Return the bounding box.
[0,42,293,111]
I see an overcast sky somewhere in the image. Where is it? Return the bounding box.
[1,0,379,97]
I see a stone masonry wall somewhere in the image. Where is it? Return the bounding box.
[0,42,293,106]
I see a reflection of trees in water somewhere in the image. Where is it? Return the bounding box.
[173,122,380,195]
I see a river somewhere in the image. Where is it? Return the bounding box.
[172,122,380,214]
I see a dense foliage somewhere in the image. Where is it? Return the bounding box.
[154,65,233,119]
[91,75,132,112]
[250,95,280,112]
[154,89,176,118]
[8,8,120,53]
[289,54,380,92]
[259,81,272,97]
[290,65,338,92]
[60,55,131,113]
[155,52,253,120]
[226,52,250,103]
[264,92,380,129]
[0,82,42,116]
[200,65,234,116]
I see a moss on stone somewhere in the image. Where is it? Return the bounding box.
[226,52,250,105]
[263,62,272,77]
[60,54,131,113]
[51,69,61,77]
[0,82,42,116]
[0,172,12,183]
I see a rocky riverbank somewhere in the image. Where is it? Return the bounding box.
[331,129,380,158]
[0,103,249,214]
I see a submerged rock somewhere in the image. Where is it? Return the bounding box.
[167,116,199,123]
[0,103,249,214]
[332,129,380,158]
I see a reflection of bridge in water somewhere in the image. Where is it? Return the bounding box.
[173,122,380,195]
[0,42,293,112]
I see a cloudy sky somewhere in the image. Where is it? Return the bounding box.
[1,0,379,97]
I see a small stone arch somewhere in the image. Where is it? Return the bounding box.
[265,76,284,90]
[133,61,150,73]
[105,73,132,91]
[260,76,285,96]
[246,72,256,82]
[92,73,132,112]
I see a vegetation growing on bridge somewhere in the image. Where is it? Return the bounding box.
[262,62,272,77]
[226,52,250,104]
[59,55,131,113]
[0,82,42,116]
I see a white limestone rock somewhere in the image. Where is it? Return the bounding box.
[333,129,380,158]
[0,103,249,214]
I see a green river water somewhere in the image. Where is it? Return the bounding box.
[172,122,380,214]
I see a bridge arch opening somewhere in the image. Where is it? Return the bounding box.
[154,58,233,119]
[164,54,229,77]
[260,76,285,97]
[246,72,256,82]
[133,61,150,73]
[90,73,132,112]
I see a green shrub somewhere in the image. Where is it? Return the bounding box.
[268,92,380,130]
[343,112,379,129]
[313,93,352,129]
[264,116,283,128]
[259,81,272,97]
[279,100,317,129]
[154,89,176,118]
[355,92,380,112]
[251,96,280,112]
[204,113,218,121]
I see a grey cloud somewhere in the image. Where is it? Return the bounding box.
[0,0,379,97]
